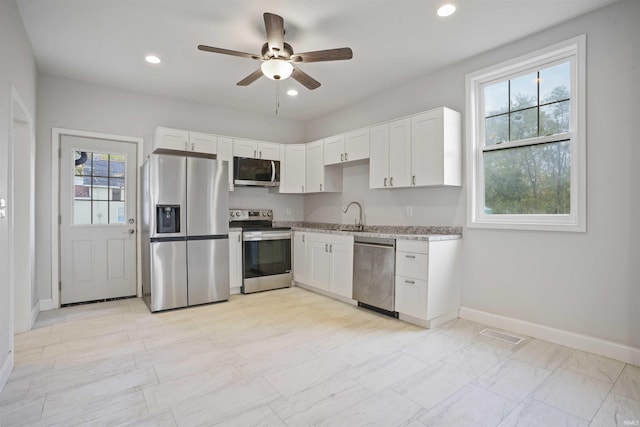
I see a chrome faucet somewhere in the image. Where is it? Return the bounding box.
[343,201,364,231]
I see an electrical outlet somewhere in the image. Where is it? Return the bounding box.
[406,206,413,216]
[286,207,292,216]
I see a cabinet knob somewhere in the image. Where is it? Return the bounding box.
[390,177,394,186]
[254,149,257,157]
[302,185,304,192]
[405,254,416,259]
[404,279,415,284]
[259,150,262,158]
[329,244,333,253]
[344,153,348,161]
[320,183,323,191]
[341,153,344,161]
[384,177,387,187]
[412,175,416,185]
[325,243,328,252]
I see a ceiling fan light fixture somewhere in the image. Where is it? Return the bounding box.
[437,4,456,17]
[261,59,293,80]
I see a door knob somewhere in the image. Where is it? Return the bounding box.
[124,229,135,234]
[128,218,135,224]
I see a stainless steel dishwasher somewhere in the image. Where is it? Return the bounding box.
[352,236,397,317]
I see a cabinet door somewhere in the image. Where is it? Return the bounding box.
[293,232,307,283]
[189,132,217,154]
[323,134,345,165]
[329,240,354,299]
[345,127,369,162]
[281,144,306,193]
[395,276,428,319]
[369,123,389,189]
[411,110,442,187]
[155,127,189,152]
[305,140,324,193]
[306,236,330,290]
[233,138,258,158]
[217,136,234,191]
[389,118,412,188]
[257,141,280,160]
[229,231,243,291]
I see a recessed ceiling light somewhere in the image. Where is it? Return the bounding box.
[437,4,456,17]
[145,55,161,64]
[287,89,298,96]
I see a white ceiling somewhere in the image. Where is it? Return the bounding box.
[17,0,616,122]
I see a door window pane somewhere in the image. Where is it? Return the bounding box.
[72,149,127,225]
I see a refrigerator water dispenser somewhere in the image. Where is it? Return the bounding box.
[156,205,180,233]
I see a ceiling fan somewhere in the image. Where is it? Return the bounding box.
[197,12,353,90]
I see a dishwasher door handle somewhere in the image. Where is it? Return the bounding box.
[354,242,394,249]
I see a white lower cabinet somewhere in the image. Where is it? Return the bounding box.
[294,231,354,301]
[293,231,307,284]
[395,239,461,328]
[229,231,242,294]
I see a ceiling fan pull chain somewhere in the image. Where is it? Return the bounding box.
[275,79,280,115]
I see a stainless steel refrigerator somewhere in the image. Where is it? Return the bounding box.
[141,154,229,312]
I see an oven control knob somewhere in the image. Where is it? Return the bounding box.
[262,212,267,217]
[229,211,233,217]
[235,211,241,217]
[267,212,272,217]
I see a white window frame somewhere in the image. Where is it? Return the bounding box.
[465,35,586,232]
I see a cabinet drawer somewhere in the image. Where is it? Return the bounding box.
[395,275,428,319]
[396,251,428,279]
[396,239,428,254]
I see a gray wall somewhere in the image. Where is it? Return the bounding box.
[35,74,305,301]
[304,0,640,348]
[0,0,37,380]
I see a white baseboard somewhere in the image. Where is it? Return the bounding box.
[39,299,53,311]
[0,351,14,394]
[30,302,40,328]
[459,306,640,366]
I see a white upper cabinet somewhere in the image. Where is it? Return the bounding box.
[411,108,461,187]
[323,128,370,166]
[369,118,411,188]
[188,132,217,155]
[217,136,234,191]
[369,108,461,189]
[232,138,257,158]
[154,127,190,152]
[306,140,342,193]
[323,134,345,165]
[280,144,306,194]
[154,127,218,155]
[369,123,390,189]
[344,127,370,162]
[232,138,280,160]
[389,118,412,188]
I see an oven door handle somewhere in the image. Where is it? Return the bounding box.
[243,231,292,241]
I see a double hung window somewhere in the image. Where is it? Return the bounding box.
[466,36,585,231]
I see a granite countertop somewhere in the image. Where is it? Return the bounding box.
[273,221,462,241]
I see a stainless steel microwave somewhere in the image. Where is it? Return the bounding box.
[233,157,280,187]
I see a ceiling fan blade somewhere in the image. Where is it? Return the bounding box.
[290,47,353,63]
[263,13,285,56]
[237,68,264,86]
[291,66,321,90]
[198,45,261,60]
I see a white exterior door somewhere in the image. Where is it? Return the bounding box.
[59,135,137,304]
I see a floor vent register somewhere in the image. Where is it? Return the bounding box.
[479,328,525,345]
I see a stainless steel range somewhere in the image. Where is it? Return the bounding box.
[229,209,292,294]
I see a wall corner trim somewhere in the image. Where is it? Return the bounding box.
[459,306,640,366]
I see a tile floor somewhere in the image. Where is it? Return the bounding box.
[1,287,638,426]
